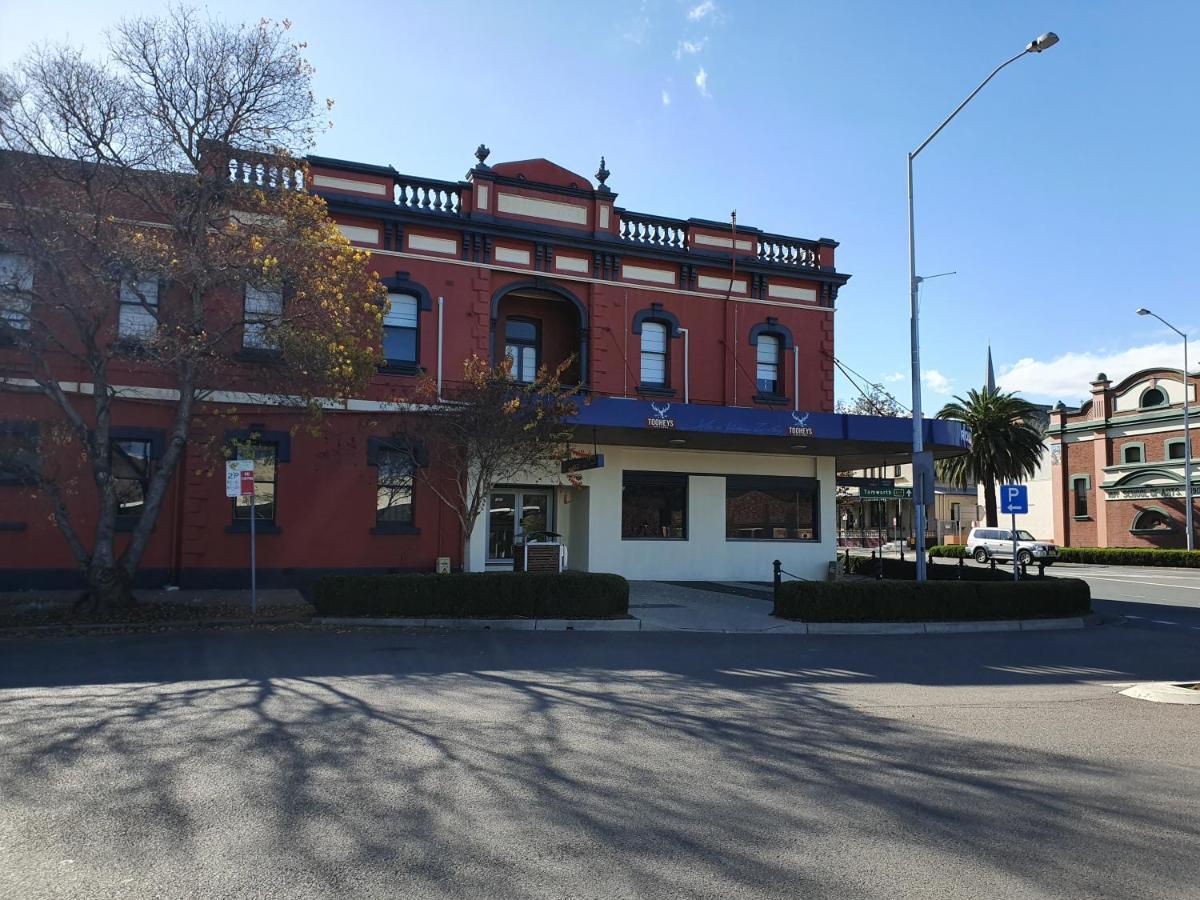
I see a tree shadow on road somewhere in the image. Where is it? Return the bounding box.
[1,630,1197,898]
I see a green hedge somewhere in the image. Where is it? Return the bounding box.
[775,578,1090,623]
[1056,547,1200,568]
[930,544,968,558]
[313,572,629,619]
[842,554,1012,581]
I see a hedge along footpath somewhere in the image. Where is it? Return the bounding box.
[313,572,630,619]
[774,578,1091,623]
[843,553,1013,582]
[929,545,968,559]
[1055,547,1200,568]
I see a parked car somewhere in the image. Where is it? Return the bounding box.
[965,527,1059,566]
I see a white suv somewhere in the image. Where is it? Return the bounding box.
[965,527,1059,566]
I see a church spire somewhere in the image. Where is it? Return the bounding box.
[986,344,996,394]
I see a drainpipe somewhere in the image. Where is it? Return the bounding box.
[679,327,690,404]
[437,295,444,401]
[793,346,800,412]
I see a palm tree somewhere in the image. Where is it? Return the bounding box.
[936,388,1045,527]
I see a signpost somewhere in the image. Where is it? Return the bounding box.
[561,453,605,474]
[225,459,257,613]
[1000,484,1029,582]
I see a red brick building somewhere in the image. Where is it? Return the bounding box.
[1,146,971,588]
[1050,368,1199,547]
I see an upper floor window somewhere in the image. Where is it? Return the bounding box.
[505,317,540,383]
[640,321,668,387]
[756,334,781,396]
[1140,387,1167,409]
[243,284,283,350]
[1167,439,1187,460]
[1122,444,1143,464]
[383,293,419,367]
[0,422,38,485]
[0,252,33,332]
[112,439,152,519]
[118,277,159,340]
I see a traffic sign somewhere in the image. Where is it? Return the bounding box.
[225,459,255,497]
[1000,484,1028,515]
[861,486,913,500]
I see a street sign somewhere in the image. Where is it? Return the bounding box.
[225,459,255,497]
[860,485,913,500]
[240,470,255,495]
[1000,484,1028,515]
[836,476,894,490]
[892,487,914,499]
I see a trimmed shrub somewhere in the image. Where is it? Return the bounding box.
[842,553,1012,581]
[774,578,1090,623]
[313,572,629,619]
[1057,547,1200,568]
[930,544,968,558]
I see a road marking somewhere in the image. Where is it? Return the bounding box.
[1082,574,1200,591]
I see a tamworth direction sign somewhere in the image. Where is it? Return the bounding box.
[836,476,914,500]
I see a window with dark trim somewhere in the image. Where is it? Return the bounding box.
[504,317,540,383]
[112,438,152,521]
[231,443,278,523]
[756,334,781,396]
[1072,478,1089,518]
[118,276,159,340]
[1122,445,1143,464]
[1140,387,1166,409]
[382,292,419,368]
[639,320,669,387]
[622,471,687,539]
[243,284,283,350]
[725,475,818,541]
[375,447,414,526]
[1131,508,1174,533]
[0,422,38,485]
[1167,439,1187,460]
[0,252,33,332]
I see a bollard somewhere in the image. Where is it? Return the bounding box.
[1020,560,1028,579]
[844,552,851,575]
[990,558,996,572]
[957,555,964,580]
[773,559,782,596]
[871,550,883,581]
[1038,560,1046,579]
[900,543,905,563]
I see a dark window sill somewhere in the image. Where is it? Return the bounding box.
[0,477,37,487]
[1130,529,1176,535]
[236,347,283,364]
[0,522,27,532]
[753,393,789,406]
[726,537,819,543]
[621,536,689,541]
[1072,516,1091,521]
[370,523,421,535]
[225,521,282,534]
[636,384,676,398]
[114,518,155,533]
[378,362,423,376]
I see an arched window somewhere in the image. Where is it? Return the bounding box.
[1131,508,1174,533]
[505,317,540,383]
[756,334,781,396]
[1140,387,1166,409]
[640,320,669,387]
[383,293,419,367]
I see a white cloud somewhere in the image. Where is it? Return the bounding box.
[687,0,716,21]
[661,89,671,107]
[674,37,707,60]
[883,371,905,383]
[694,66,710,98]
[998,341,1185,402]
[922,369,953,395]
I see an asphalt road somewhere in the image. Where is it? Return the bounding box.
[2,621,1198,899]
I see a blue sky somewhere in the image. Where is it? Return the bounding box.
[3,0,1197,408]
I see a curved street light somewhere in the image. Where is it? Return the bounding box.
[1136,307,1194,550]
[908,33,1060,581]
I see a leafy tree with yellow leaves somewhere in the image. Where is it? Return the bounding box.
[0,7,384,610]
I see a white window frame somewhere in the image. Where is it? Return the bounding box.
[382,293,419,365]
[0,252,34,332]
[756,334,781,395]
[118,276,160,340]
[639,320,668,386]
[243,284,284,350]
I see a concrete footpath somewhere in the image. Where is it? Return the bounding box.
[316,581,1096,635]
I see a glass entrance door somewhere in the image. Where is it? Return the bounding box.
[487,488,552,561]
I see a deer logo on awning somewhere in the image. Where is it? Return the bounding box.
[647,402,676,429]
[789,411,814,437]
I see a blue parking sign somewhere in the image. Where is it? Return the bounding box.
[1000,484,1028,515]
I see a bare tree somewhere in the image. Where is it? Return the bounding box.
[0,7,383,610]
[397,356,580,571]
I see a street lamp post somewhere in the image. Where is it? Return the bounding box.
[908,31,1059,581]
[1136,308,1194,551]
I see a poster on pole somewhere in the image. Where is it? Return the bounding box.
[225,460,255,497]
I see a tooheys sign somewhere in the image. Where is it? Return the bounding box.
[788,411,814,437]
[646,402,676,429]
